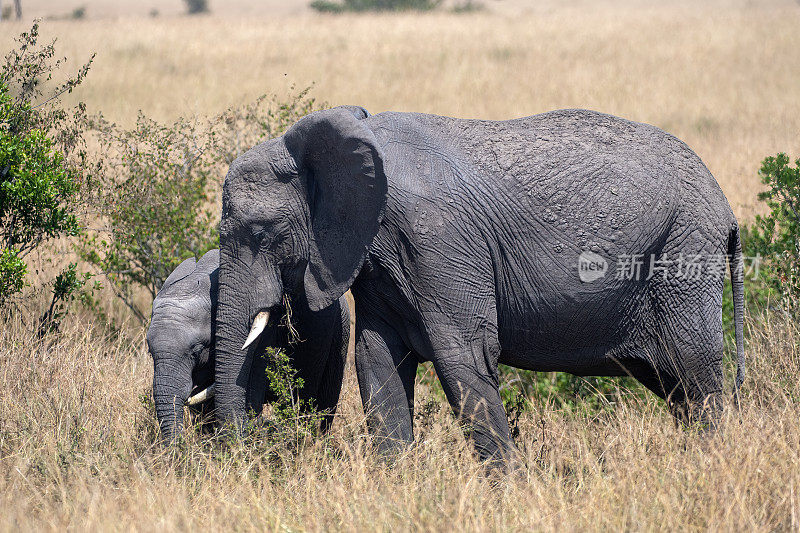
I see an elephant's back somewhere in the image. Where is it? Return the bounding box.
[369,107,720,198]
[369,108,734,246]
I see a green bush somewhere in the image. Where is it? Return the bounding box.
[261,347,323,451]
[0,24,93,329]
[746,153,800,304]
[451,0,484,13]
[310,0,442,13]
[71,6,87,20]
[183,0,209,15]
[719,153,800,375]
[78,113,219,323]
[2,25,320,329]
[0,248,26,304]
[0,87,78,303]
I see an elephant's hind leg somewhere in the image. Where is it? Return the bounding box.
[648,276,726,430]
[624,355,722,429]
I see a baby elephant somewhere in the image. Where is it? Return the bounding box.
[147,249,350,442]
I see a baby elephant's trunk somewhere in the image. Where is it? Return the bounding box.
[153,358,192,442]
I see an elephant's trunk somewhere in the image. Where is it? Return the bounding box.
[214,235,284,429]
[214,274,257,428]
[153,357,192,442]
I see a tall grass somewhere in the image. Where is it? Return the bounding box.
[1,303,798,530]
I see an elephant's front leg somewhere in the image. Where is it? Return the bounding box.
[430,325,519,470]
[355,313,417,456]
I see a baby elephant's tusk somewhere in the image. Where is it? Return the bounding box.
[241,310,270,350]
[186,383,215,406]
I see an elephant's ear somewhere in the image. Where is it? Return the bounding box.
[159,256,197,294]
[284,106,387,311]
[196,249,220,273]
[340,105,370,120]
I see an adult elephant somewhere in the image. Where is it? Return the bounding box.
[148,249,349,442]
[214,106,744,465]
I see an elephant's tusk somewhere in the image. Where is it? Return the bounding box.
[241,310,270,350]
[186,383,215,405]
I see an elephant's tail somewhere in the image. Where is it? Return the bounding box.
[728,223,746,405]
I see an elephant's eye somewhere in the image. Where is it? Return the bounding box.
[250,226,269,247]
[189,341,210,364]
[258,232,273,252]
[251,225,267,239]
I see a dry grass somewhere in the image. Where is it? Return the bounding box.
[2,1,800,219]
[2,1,800,530]
[1,306,799,531]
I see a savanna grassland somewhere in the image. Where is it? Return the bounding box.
[1,0,800,530]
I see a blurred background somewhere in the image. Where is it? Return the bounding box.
[2,0,799,220]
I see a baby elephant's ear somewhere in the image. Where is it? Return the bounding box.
[284,107,387,312]
[338,105,370,120]
[159,256,197,293]
[196,249,220,273]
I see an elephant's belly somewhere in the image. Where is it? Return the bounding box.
[496,281,645,374]
[498,343,632,376]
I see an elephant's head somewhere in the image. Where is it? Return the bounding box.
[214,106,386,427]
[147,249,220,442]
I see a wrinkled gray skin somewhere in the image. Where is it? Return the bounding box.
[147,249,349,442]
[214,106,745,466]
